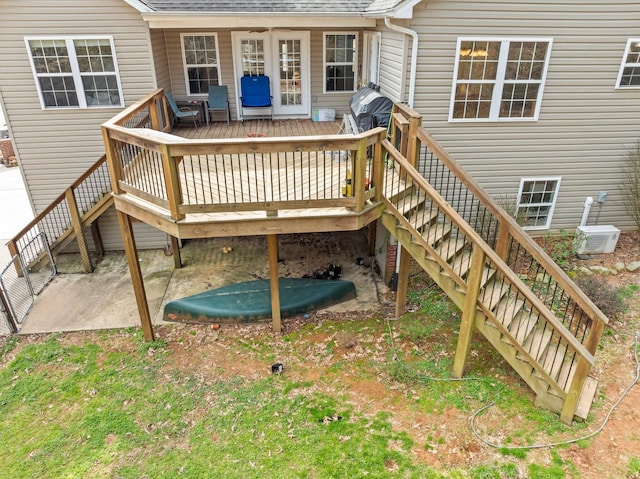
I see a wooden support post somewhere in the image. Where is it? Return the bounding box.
[372,139,384,203]
[354,138,368,212]
[102,127,124,196]
[90,222,105,259]
[395,244,410,318]
[453,246,485,378]
[65,189,93,273]
[267,234,282,333]
[116,209,155,342]
[368,221,377,258]
[495,220,511,262]
[170,235,182,269]
[161,147,184,221]
[6,240,22,277]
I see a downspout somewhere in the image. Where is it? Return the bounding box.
[384,16,418,108]
[384,16,419,290]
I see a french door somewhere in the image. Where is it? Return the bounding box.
[232,31,310,118]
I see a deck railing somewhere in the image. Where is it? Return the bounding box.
[103,89,386,220]
[6,155,112,274]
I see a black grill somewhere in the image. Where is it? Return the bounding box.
[349,83,394,133]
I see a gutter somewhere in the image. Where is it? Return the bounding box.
[384,17,418,108]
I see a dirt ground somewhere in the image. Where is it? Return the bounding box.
[3,232,640,477]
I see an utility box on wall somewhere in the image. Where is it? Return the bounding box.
[575,225,620,254]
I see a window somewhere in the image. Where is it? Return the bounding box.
[616,38,640,88]
[27,37,123,109]
[181,34,221,96]
[450,38,552,121]
[515,177,561,230]
[324,33,358,93]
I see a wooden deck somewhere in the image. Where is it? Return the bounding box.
[173,118,343,140]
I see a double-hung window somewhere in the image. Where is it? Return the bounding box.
[27,37,123,109]
[324,33,358,93]
[450,38,552,121]
[181,34,221,96]
[515,177,562,230]
[616,38,640,88]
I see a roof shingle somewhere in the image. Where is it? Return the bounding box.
[138,0,377,14]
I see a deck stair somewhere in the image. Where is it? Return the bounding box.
[382,207,599,421]
[379,105,608,424]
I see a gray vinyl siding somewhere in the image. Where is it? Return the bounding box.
[0,0,165,249]
[151,30,171,89]
[161,30,239,119]
[405,0,640,232]
[377,29,407,102]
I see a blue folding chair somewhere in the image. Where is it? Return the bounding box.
[207,85,231,125]
[165,91,199,128]
[240,75,273,121]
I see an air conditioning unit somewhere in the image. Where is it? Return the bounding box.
[575,225,620,254]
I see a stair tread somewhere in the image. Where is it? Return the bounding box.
[436,237,467,262]
[540,344,568,380]
[407,208,439,232]
[480,280,509,310]
[520,328,553,361]
[503,309,538,344]
[421,223,451,246]
[494,296,525,328]
[575,377,598,420]
[396,193,426,216]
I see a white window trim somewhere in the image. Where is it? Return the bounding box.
[448,37,553,122]
[362,31,381,86]
[515,176,562,231]
[323,32,359,94]
[615,38,640,89]
[25,35,124,110]
[180,33,222,98]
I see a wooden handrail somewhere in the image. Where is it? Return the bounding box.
[382,139,595,367]
[7,155,110,245]
[415,128,609,332]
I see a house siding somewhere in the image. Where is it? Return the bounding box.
[0,0,165,249]
[402,0,640,232]
[377,28,407,102]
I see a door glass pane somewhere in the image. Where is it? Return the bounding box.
[279,39,301,106]
[241,39,265,76]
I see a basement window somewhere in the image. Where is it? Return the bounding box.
[515,177,562,230]
[26,37,124,109]
[616,38,640,88]
[449,37,552,121]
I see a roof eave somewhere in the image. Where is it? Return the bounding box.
[141,12,377,29]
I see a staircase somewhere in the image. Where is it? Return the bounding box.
[379,105,607,424]
[6,155,113,274]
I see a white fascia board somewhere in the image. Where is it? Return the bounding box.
[142,13,377,29]
[367,0,422,19]
[122,0,153,12]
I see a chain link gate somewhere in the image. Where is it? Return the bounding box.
[0,233,56,333]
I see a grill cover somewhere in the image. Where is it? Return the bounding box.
[349,85,394,132]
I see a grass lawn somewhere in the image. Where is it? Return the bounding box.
[0,276,638,478]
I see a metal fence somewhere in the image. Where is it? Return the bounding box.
[0,233,56,334]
